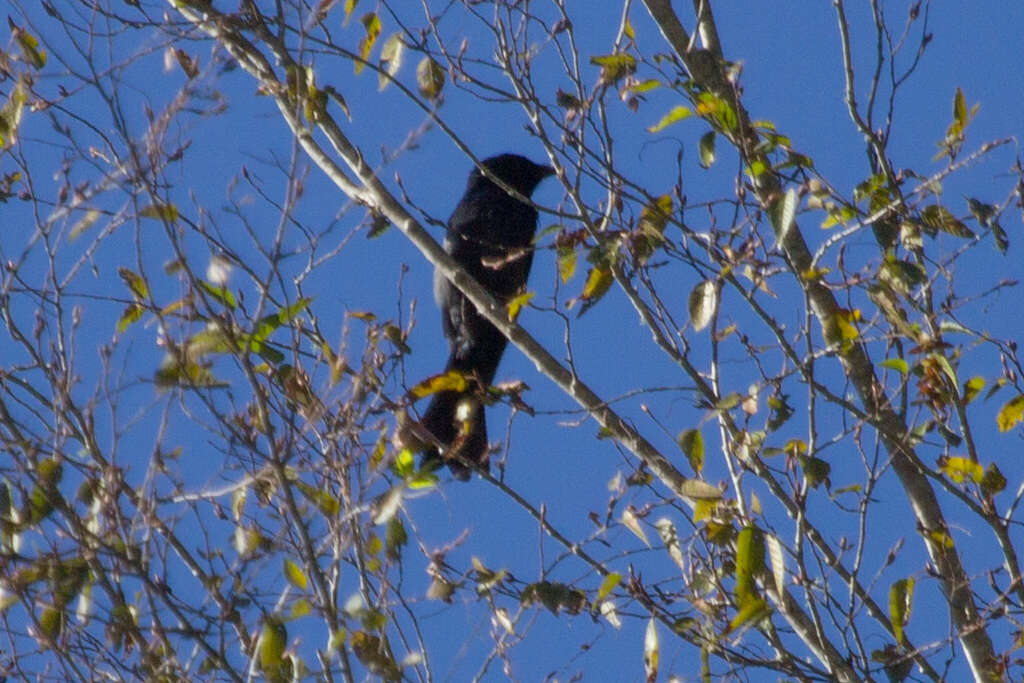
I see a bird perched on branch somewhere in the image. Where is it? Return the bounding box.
[421,153,555,479]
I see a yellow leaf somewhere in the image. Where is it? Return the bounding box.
[118,267,149,300]
[888,577,914,645]
[343,0,359,24]
[590,53,636,86]
[116,303,144,334]
[997,395,1024,432]
[596,572,622,602]
[411,370,467,398]
[283,558,308,590]
[938,456,983,484]
[963,376,985,404]
[647,105,692,133]
[677,428,704,474]
[259,618,288,679]
[506,291,534,322]
[13,23,47,69]
[69,208,101,241]
[638,195,673,235]
[139,203,179,222]
[355,13,381,75]
[557,245,577,283]
[0,82,28,147]
[727,596,770,633]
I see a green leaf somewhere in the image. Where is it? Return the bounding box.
[801,456,831,489]
[0,82,26,148]
[888,577,914,644]
[24,458,63,526]
[698,131,716,168]
[727,595,769,633]
[596,572,622,602]
[521,580,586,615]
[118,267,149,300]
[155,357,225,388]
[880,358,909,374]
[292,479,339,516]
[589,53,636,86]
[677,429,704,474]
[385,517,407,560]
[416,57,445,99]
[696,92,738,132]
[953,87,967,130]
[12,22,47,69]
[199,281,238,309]
[139,203,179,222]
[283,558,308,590]
[981,463,1007,496]
[880,258,928,293]
[872,645,913,683]
[251,298,312,345]
[921,205,975,239]
[259,618,289,682]
[39,607,63,642]
[116,303,145,333]
[735,525,765,601]
[647,105,692,133]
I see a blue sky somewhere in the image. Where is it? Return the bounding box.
[4,1,1024,680]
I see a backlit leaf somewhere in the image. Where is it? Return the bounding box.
[643,618,659,683]
[937,456,983,485]
[355,13,381,75]
[647,105,692,133]
[378,33,404,91]
[997,395,1024,432]
[888,578,914,644]
[677,428,704,474]
[416,57,445,99]
[688,279,717,332]
[283,558,308,590]
[506,291,534,322]
[411,370,467,398]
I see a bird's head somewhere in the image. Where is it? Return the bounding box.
[471,153,555,198]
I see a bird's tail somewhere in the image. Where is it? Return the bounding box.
[420,383,488,481]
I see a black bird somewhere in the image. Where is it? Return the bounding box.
[421,153,555,479]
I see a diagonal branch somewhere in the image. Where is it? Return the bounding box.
[640,1,998,680]
[165,1,695,509]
